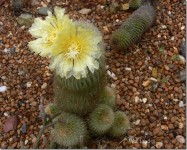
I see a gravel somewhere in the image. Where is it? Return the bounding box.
[0,0,186,149]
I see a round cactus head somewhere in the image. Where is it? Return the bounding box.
[51,113,87,147]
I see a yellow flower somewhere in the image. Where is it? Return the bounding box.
[28,6,72,57]
[50,22,103,79]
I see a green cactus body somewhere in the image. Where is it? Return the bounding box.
[100,86,116,108]
[129,0,142,9]
[111,4,156,51]
[88,104,114,135]
[108,111,130,137]
[54,56,106,116]
[51,112,87,147]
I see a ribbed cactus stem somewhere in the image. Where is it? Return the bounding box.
[54,56,107,116]
[111,4,156,51]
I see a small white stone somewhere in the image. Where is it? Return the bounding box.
[26,82,32,88]
[156,142,163,148]
[148,66,152,70]
[170,36,175,41]
[41,83,47,89]
[107,70,112,77]
[142,98,147,103]
[134,96,139,103]
[142,140,148,148]
[134,119,140,125]
[157,34,161,38]
[173,98,179,102]
[163,115,168,120]
[125,67,131,71]
[181,26,185,30]
[4,112,9,117]
[79,8,91,15]
[116,19,119,22]
[111,72,116,78]
[179,101,184,107]
[25,139,29,145]
[0,86,7,92]
[149,77,158,82]
[161,25,167,29]
[4,48,8,53]
[168,11,171,15]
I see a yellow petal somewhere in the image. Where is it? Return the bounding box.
[28,38,51,56]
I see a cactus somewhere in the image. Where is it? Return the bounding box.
[129,0,142,9]
[108,111,130,137]
[51,113,88,147]
[88,104,114,135]
[111,3,156,51]
[28,6,130,148]
[44,103,59,117]
[100,86,116,108]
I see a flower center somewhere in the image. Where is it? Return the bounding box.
[66,43,80,59]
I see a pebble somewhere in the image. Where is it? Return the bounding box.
[134,119,140,125]
[24,140,28,145]
[179,101,184,107]
[176,135,185,144]
[17,13,34,28]
[142,80,150,87]
[4,112,9,117]
[41,83,47,89]
[26,82,32,88]
[134,96,139,103]
[178,69,186,82]
[21,124,27,134]
[10,47,15,54]
[156,142,163,148]
[142,98,147,103]
[178,122,184,129]
[4,48,8,53]
[3,116,18,132]
[79,8,92,15]
[0,86,7,92]
[38,7,52,15]
[142,140,148,148]
[125,67,131,71]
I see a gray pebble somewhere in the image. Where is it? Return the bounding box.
[38,7,52,16]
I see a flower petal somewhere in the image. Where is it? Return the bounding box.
[28,38,51,56]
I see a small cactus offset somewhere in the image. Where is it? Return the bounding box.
[129,0,143,9]
[100,86,116,108]
[28,6,130,148]
[51,113,88,147]
[108,111,130,137]
[88,104,114,135]
[111,3,156,51]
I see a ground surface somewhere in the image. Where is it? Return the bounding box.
[0,0,186,149]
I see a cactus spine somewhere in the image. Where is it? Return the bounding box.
[111,3,156,51]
